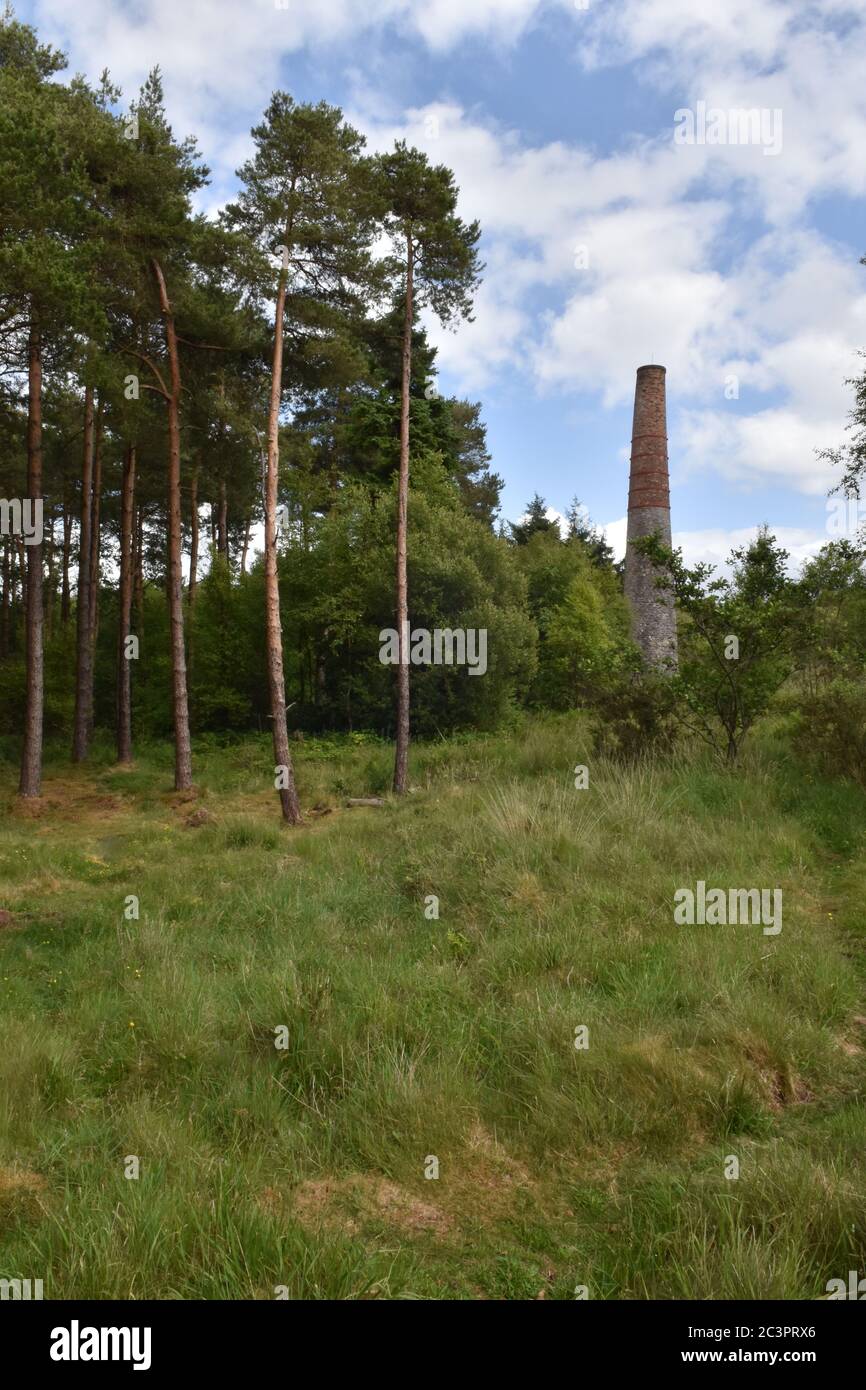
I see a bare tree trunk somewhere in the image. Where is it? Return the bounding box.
[19,323,44,798]
[89,400,104,648]
[188,465,199,610]
[84,400,104,745]
[116,445,136,764]
[72,384,95,762]
[151,258,193,791]
[393,232,414,795]
[61,497,71,625]
[240,511,251,574]
[265,248,301,824]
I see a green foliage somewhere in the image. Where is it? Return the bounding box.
[589,660,680,760]
[188,558,256,731]
[274,461,537,736]
[778,538,866,782]
[514,522,632,713]
[0,620,75,738]
[818,340,866,498]
[639,527,798,763]
[373,140,482,326]
[509,493,558,546]
[794,537,866,693]
[785,678,866,786]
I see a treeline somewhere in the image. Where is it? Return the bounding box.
[0,13,630,813]
[3,12,865,817]
[0,13,488,814]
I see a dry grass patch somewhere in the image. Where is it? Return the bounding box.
[283,1174,453,1240]
[0,1166,48,1221]
[0,1166,45,1194]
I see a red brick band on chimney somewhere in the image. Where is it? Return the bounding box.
[628,367,670,509]
[628,449,670,508]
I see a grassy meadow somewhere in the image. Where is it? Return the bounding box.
[1,716,865,1300]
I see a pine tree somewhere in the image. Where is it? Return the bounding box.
[226,94,374,821]
[113,67,210,789]
[509,494,558,546]
[372,142,481,794]
[0,13,99,795]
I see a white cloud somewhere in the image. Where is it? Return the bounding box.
[672,523,825,574]
[580,0,792,72]
[369,102,864,496]
[602,515,826,573]
[582,1,866,224]
[602,514,628,563]
[30,0,563,126]
[678,407,840,496]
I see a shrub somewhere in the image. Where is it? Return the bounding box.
[785,678,866,784]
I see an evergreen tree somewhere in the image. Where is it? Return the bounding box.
[0,13,99,794]
[226,94,374,822]
[509,493,558,546]
[372,141,482,794]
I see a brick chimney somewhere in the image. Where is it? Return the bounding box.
[624,365,678,671]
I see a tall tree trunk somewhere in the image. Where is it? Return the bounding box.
[72,384,95,762]
[85,401,104,745]
[265,248,301,823]
[88,400,104,649]
[151,258,193,791]
[240,511,251,574]
[19,323,44,798]
[392,231,414,795]
[116,445,136,764]
[188,465,199,610]
[61,497,71,625]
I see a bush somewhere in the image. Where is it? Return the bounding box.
[589,659,680,760]
[784,678,866,785]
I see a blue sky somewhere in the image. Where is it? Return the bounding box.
[18,0,866,568]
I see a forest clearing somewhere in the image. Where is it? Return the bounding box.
[3,2,866,1330]
[1,719,865,1300]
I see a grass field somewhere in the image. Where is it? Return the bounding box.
[1,716,865,1300]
